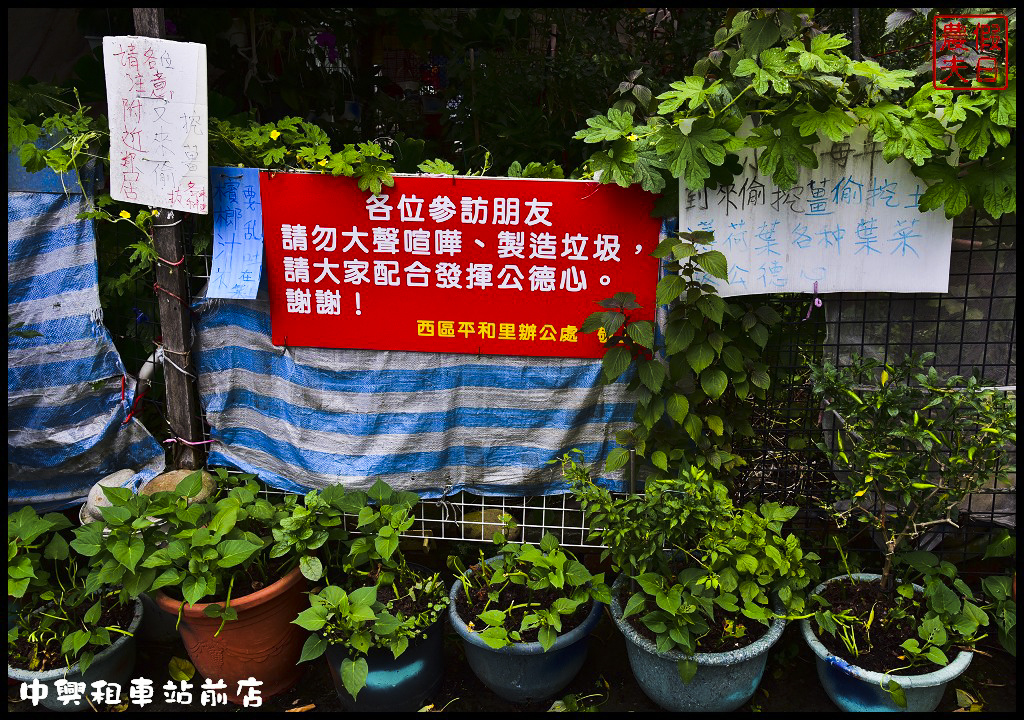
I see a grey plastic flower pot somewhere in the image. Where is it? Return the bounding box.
[609,574,786,712]
[8,597,143,712]
[800,574,973,712]
[448,566,604,704]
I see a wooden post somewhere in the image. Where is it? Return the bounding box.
[133,7,207,469]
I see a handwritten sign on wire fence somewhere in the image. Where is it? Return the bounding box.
[103,36,208,214]
[207,167,264,299]
[259,173,663,358]
[679,126,955,297]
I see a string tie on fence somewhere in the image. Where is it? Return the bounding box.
[804,281,823,320]
[161,353,196,379]
[163,437,215,446]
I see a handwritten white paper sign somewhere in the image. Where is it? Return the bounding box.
[103,36,209,214]
[679,126,954,296]
[207,167,264,299]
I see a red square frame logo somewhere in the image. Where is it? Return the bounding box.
[933,14,1009,91]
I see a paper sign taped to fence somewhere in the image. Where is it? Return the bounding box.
[103,36,209,214]
[259,173,663,358]
[207,167,264,299]
[679,126,954,296]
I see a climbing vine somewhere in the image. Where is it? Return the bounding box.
[575,8,1015,219]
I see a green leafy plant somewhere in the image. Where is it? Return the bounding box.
[980,529,1016,658]
[106,470,288,633]
[576,9,1015,219]
[447,521,612,652]
[808,352,1017,592]
[565,450,819,683]
[812,543,994,684]
[292,479,448,701]
[805,352,1016,701]
[8,506,133,675]
[582,230,779,480]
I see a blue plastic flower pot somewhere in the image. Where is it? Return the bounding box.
[448,568,604,704]
[326,613,446,713]
[8,597,143,712]
[610,574,786,712]
[801,574,973,712]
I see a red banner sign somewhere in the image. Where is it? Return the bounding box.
[259,173,662,358]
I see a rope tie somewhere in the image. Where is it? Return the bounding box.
[154,282,188,306]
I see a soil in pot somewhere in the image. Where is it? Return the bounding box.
[8,595,135,674]
[814,577,924,673]
[614,579,771,655]
[455,576,590,644]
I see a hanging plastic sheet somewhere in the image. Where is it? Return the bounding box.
[7,152,165,510]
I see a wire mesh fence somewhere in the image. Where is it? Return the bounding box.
[116,207,1015,561]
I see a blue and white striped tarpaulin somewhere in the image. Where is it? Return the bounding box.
[195,295,638,497]
[7,152,165,510]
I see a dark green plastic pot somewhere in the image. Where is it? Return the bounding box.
[326,612,445,712]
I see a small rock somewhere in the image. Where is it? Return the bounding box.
[82,469,138,522]
[461,508,520,541]
[139,469,215,503]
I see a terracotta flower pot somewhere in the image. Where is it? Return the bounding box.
[154,565,309,705]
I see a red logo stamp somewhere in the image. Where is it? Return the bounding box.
[933,14,1009,90]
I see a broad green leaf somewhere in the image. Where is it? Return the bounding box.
[299,555,323,582]
[792,106,856,143]
[746,122,818,189]
[685,342,715,374]
[656,274,687,306]
[297,634,327,663]
[887,679,908,709]
[574,108,635,143]
[602,346,633,382]
[666,394,690,423]
[955,113,1012,161]
[656,77,719,114]
[706,415,724,436]
[606,447,631,473]
[112,536,146,573]
[341,657,369,700]
[627,321,655,349]
[638,358,666,392]
[664,320,695,355]
[677,658,699,684]
[655,117,732,190]
[741,17,782,57]
[700,368,728,400]
[215,538,261,568]
[694,251,729,282]
[651,450,669,472]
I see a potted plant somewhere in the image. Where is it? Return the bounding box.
[293,479,449,712]
[446,518,611,704]
[566,451,819,711]
[804,352,1017,711]
[127,469,314,705]
[9,505,143,712]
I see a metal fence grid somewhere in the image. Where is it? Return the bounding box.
[112,207,1015,561]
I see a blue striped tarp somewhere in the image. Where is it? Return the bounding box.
[194,295,640,497]
[7,152,166,510]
